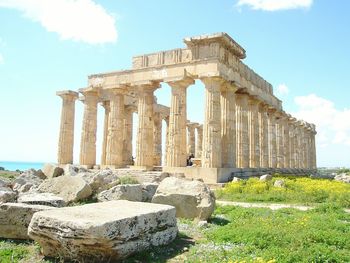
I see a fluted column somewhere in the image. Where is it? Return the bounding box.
[105,88,127,168]
[248,97,260,168]
[100,100,110,166]
[201,77,224,168]
[236,93,249,168]
[221,84,237,168]
[135,83,159,168]
[57,90,79,165]
[276,112,284,169]
[267,108,277,168]
[123,106,134,165]
[166,78,194,167]
[164,117,169,166]
[153,111,162,166]
[259,103,269,168]
[289,118,297,168]
[282,114,290,168]
[79,88,99,168]
[311,124,317,169]
[196,125,203,158]
[187,123,197,156]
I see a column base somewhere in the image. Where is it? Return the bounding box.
[129,165,154,171]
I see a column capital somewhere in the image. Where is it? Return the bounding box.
[186,122,199,130]
[134,81,160,93]
[108,85,129,95]
[56,90,79,100]
[200,76,226,87]
[100,100,110,110]
[167,77,195,89]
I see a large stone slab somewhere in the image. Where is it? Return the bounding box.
[37,175,92,203]
[18,193,66,207]
[28,201,177,262]
[152,177,215,220]
[0,203,55,240]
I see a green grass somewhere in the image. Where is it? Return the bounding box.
[216,176,350,208]
[0,240,31,263]
[186,204,350,263]
[0,171,19,180]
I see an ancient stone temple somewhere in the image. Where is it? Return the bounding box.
[56,33,317,183]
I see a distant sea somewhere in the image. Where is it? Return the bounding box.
[0,161,45,171]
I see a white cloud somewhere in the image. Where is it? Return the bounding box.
[237,0,313,11]
[276,83,289,96]
[0,53,3,64]
[292,94,350,147]
[0,0,117,44]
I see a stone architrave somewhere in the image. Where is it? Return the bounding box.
[153,111,162,166]
[248,96,260,168]
[259,103,269,168]
[123,106,134,165]
[135,83,159,168]
[201,77,225,168]
[166,78,194,167]
[105,87,127,168]
[187,123,197,156]
[100,100,110,166]
[79,88,99,168]
[221,83,237,168]
[195,125,203,158]
[267,108,277,168]
[235,93,249,168]
[57,90,79,165]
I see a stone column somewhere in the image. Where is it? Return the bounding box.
[236,93,249,168]
[201,77,225,168]
[166,78,194,167]
[267,108,277,168]
[105,87,127,168]
[259,103,269,168]
[196,125,203,158]
[135,83,159,168]
[275,112,284,169]
[221,84,237,168]
[57,90,79,165]
[248,97,260,168]
[164,116,169,166]
[123,106,134,165]
[311,124,317,169]
[187,123,197,156]
[294,121,301,169]
[282,114,290,168]
[79,88,99,168]
[100,100,110,166]
[153,111,162,166]
[288,118,296,168]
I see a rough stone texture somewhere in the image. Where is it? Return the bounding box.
[274,179,285,188]
[152,177,215,220]
[0,187,17,203]
[334,174,350,184]
[0,203,54,239]
[97,184,142,202]
[78,170,120,194]
[13,169,45,194]
[18,193,65,207]
[260,174,272,182]
[63,164,88,176]
[232,177,242,182]
[142,183,159,202]
[28,201,178,262]
[42,163,64,179]
[37,175,92,203]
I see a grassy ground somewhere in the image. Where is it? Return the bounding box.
[216,175,350,208]
[1,204,349,263]
[0,170,19,180]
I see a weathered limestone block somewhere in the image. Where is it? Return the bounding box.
[42,163,64,178]
[334,174,350,184]
[37,176,92,203]
[0,186,17,203]
[13,169,45,194]
[18,193,66,207]
[78,170,120,194]
[97,184,142,202]
[274,179,285,188]
[28,201,178,262]
[260,174,272,181]
[0,203,54,239]
[63,164,88,176]
[152,177,215,220]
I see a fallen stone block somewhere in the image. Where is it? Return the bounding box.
[42,163,64,179]
[97,184,142,202]
[28,200,177,262]
[18,192,66,207]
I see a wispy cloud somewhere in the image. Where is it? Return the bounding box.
[237,0,313,11]
[0,0,117,44]
[276,83,289,96]
[292,94,350,147]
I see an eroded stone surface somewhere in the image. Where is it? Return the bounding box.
[97,184,142,202]
[42,163,64,179]
[152,177,215,220]
[0,187,17,203]
[18,193,66,207]
[28,200,177,262]
[0,203,54,240]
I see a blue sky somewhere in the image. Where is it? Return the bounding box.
[0,0,349,167]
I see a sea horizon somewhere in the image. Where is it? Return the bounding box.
[0,161,47,171]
